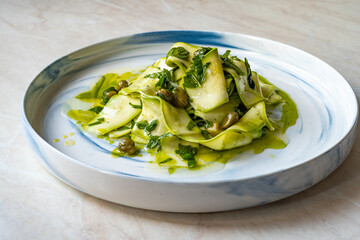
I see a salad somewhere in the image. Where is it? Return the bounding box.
[68,42,298,173]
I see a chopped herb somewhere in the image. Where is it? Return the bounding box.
[244,58,255,89]
[201,130,211,139]
[159,158,173,164]
[146,132,172,151]
[166,47,189,60]
[145,69,174,91]
[220,50,231,59]
[136,120,148,129]
[130,119,135,128]
[196,119,213,128]
[187,121,196,130]
[145,120,158,134]
[102,87,116,105]
[183,55,210,88]
[195,47,212,59]
[117,126,130,131]
[87,117,105,126]
[235,108,243,118]
[147,135,160,149]
[89,106,103,114]
[175,144,198,168]
[224,71,233,79]
[220,50,245,76]
[227,81,235,96]
[129,101,142,109]
[117,119,136,131]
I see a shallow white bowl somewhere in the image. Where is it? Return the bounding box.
[22,31,358,212]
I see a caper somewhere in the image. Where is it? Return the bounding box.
[156,88,173,102]
[221,112,240,129]
[118,137,136,155]
[171,87,189,108]
[116,80,129,91]
[206,122,222,137]
[105,90,117,100]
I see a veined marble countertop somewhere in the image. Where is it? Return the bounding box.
[1,0,360,239]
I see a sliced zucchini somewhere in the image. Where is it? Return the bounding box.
[180,107,265,150]
[165,42,200,71]
[121,66,160,96]
[85,94,141,135]
[153,57,173,71]
[254,101,275,131]
[194,93,241,123]
[156,136,199,167]
[131,96,168,141]
[184,48,229,112]
[76,73,119,100]
[108,129,132,138]
[161,99,202,137]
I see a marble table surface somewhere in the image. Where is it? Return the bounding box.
[1,0,360,239]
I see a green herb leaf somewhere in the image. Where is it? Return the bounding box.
[183,55,211,88]
[130,119,135,129]
[147,135,160,149]
[145,120,158,134]
[87,117,105,126]
[195,47,212,59]
[136,120,148,129]
[145,69,174,91]
[220,50,245,77]
[129,101,142,109]
[187,121,196,131]
[117,126,130,131]
[244,58,255,89]
[146,132,172,151]
[102,87,116,105]
[196,120,213,128]
[201,130,211,139]
[117,119,136,131]
[89,106,103,114]
[220,50,231,59]
[166,47,189,60]
[175,143,198,168]
[159,158,173,164]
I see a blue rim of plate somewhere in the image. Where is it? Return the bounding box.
[22,30,358,183]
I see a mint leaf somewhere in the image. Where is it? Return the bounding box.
[220,50,245,77]
[201,130,211,139]
[146,132,172,151]
[187,121,196,130]
[89,106,103,114]
[183,55,210,88]
[220,50,231,59]
[244,58,255,89]
[195,47,212,59]
[175,144,198,168]
[136,120,148,129]
[145,69,174,91]
[102,87,116,105]
[129,101,142,109]
[159,158,173,164]
[87,117,105,126]
[167,47,189,60]
[145,120,158,134]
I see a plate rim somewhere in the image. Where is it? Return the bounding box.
[22,30,359,184]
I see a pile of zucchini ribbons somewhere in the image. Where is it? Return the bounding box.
[76,42,295,169]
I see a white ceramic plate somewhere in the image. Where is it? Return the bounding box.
[23,31,358,212]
